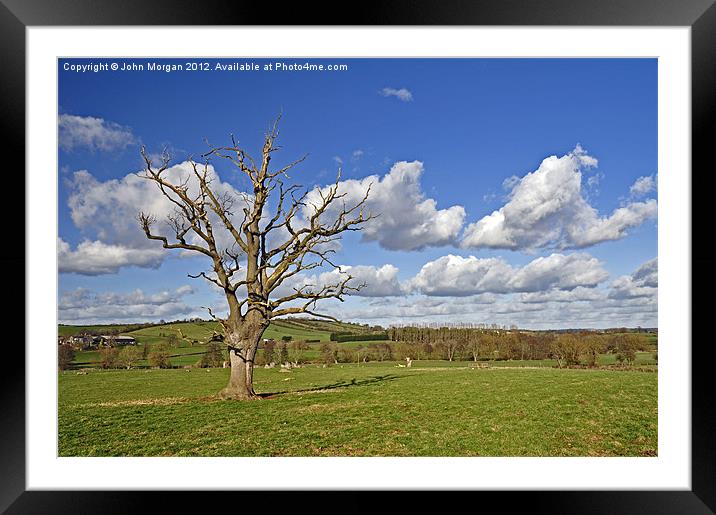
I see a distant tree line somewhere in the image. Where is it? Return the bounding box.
[386,326,652,366]
[330,332,390,342]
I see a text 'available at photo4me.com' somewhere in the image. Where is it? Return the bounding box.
[62,60,350,74]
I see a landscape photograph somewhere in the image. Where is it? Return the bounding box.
[57,57,658,457]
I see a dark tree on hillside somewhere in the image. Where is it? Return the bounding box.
[615,336,638,366]
[201,340,225,368]
[58,344,75,371]
[278,342,289,364]
[100,347,120,369]
[138,117,373,399]
[262,340,276,365]
[148,342,172,369]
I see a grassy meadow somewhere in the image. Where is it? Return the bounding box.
[58,360,656,457]
[58,320,658,457]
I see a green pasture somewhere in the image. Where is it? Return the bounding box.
[58,361,657,457]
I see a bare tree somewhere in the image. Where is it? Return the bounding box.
[138,117,373,399]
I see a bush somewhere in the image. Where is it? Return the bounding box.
[367,342,393,361]
[99,347,120,369]
[320,342,337,364]
[148,342,172,369]
[337,348,355,363]
[278,343,289,364]
[200,340,225,368]
[58,344,75,370]
[262,340,276,365]
[289,340,310,364]
[615,335,638,366]
[281,335,293,342]
[118,346,143,369]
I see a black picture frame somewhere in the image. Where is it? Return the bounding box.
[3,1,714,512]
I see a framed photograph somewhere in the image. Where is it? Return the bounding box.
[5,0,714,512]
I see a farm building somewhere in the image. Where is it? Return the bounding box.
[96,335,137,346]
[68,334,94,349]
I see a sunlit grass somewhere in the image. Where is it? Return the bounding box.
[59,362,656,457]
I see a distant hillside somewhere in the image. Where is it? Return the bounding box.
[58,323,154,337]
[59,317,379,344]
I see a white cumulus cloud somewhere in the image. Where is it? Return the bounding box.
[59,114,137,152]
[58,238,165,275]
[305,161,465,251]
[461,145,657,251]
[380,87,413,102]
[64,162,251,274]
[629,174,657,198]
[407,252,608,296]
[272,264,406,299]
[609,258,657,299]
[58,286,197,323]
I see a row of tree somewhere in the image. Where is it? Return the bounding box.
[386,327,652,366]
[250,330,653,368]
[258,340,310,366]
[59,329,653,371]
[59,340,230,371]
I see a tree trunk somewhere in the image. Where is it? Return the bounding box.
[219,348,258,400]
[218,319,266,400]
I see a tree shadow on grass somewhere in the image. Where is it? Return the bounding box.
[258,373,402,399]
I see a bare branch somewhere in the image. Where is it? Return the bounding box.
[188,271,225,289]
[138,212,214,257]
[138,117,374,334]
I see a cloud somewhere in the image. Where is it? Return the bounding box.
[304,255,656,329]
[460,145,657,251]
[629,174,657,198]
[272,264,406,299]
[509,253,610,291]
[272,252,657,329]
[313,264,405,297]
[502,175,520,191]
[609,258,658,299]
[407,252,608,296]
[59,114,137,152]
[352,149,364,160]
[380,87,413,102]
[323,289,656,329]
[327,294,498,321]
[58,286,197,323]
[64,162,250,274]
[58,238,165,275]
[587,171,604,188]
[517,286,606,304]
[333,156,343,165]
[306,161,465,251]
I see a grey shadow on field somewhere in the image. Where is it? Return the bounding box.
[259,373,401,398]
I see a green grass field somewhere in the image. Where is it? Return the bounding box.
[58,361,657,457]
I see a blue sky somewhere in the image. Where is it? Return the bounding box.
[58,58,657,329]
